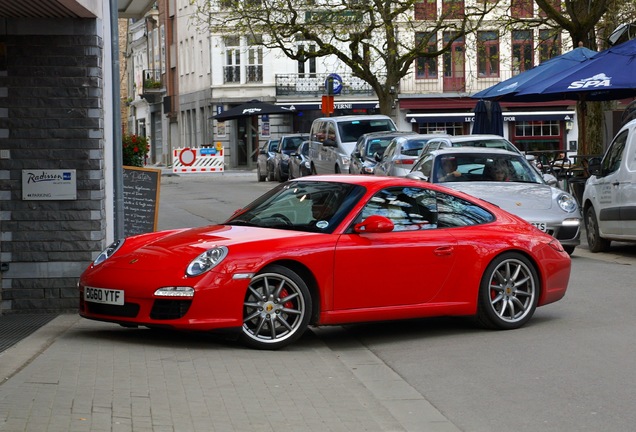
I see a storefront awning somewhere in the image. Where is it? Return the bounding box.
[277,101,380,110]
[406,111,575,124]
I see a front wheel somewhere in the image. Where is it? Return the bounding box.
[585,206,611,253]
[241,265,312,350]
[477,252,539,330]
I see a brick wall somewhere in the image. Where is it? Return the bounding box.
[0,20,105,313]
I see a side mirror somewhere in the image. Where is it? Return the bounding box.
[543,173,558,186]
[354,215,394,233]
[406,171,428,181]
[587,160,602,176]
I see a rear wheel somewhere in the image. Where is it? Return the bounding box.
[257,165,266,182]
[241,265,312,350]
[477,252,539,330]
[585,206,611,253]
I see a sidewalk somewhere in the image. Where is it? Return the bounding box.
[0,315,459,432]
[0,171,461,432]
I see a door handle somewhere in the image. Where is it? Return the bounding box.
[434,246,454,256]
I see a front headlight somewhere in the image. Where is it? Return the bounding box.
[186,246,228,277]
[93,239,125,266]
[557,193,578,213]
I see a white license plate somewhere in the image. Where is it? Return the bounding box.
[531,222,547,232]
[84,287,125,305]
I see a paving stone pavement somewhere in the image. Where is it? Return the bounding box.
[0,171,462,432]
[0,315,460,432]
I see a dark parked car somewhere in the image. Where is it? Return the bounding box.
[273,134,309,182]
[289,141,312,179]
[349,131,414,175]
[256,139,279,182]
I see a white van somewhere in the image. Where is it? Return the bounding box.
[308,115,397,174]
[582,117,636,252]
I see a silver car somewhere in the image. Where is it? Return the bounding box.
[374,134,447,177]
[407,147,581,254]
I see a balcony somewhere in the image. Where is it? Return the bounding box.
[276,73,375,97]
[142,69,165,94]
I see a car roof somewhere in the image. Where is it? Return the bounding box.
[431,134,512,143]
[280,133,308,138]
[313,115,394,122]
[359,131,413,140]
[394,133,450,140]
[429,147,522,157]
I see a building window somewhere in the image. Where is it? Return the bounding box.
[418,122,464,135]
[512,30,533,74]
[539,0,561,17]
[477,31,499,77]
[224,36,240,83]
[415,0,436,20]
[297,43,316,77]
[539,29,561,63]
[442,0,464,19]
[511,0,533,18]
[247,35,263,83]
[415,33,438,79]
[515,120,560,137]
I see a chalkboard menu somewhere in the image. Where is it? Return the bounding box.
[123,166,161,237]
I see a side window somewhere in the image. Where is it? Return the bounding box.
[326,123,336,143]
[436,191,495,227]
[412,154,434,179]
[602,130,628,175]
[359,187,438,231]
[312,121,326,143]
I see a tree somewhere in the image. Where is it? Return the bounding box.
[191,0,495,115]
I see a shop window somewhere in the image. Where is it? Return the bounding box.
[418,122,464,135]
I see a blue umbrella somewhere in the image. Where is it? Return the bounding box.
[471,47,596,102]
[472,100,490,134]
[517,38,636,101]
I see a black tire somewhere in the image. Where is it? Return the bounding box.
[267,166,274,182]
[585,206,611,253]
[334,164,341,174]
[563,246,575,256]
[257,165,266,182]
[477,252,539,330]
[241,265,312,350]
[311,164,317,175]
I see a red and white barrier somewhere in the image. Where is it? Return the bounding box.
[172,147,224,173]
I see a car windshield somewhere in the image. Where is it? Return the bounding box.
[226,181,365,233]
[434,153,544,184]
[338,120,397,142]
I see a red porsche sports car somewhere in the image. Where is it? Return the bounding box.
[79,176,571,349]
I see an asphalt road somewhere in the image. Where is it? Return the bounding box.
[158,171,636,432]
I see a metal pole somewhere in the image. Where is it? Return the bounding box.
[110,0,124,238]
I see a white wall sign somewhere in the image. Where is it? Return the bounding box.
[22,169,77,200]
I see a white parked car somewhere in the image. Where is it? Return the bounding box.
[582,117,636,252]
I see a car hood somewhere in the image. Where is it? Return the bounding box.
[443,182,555,211]
[100,225,325,272]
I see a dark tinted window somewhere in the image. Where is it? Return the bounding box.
[437,192,495,227]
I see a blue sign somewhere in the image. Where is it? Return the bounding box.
[325,73,343,95]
